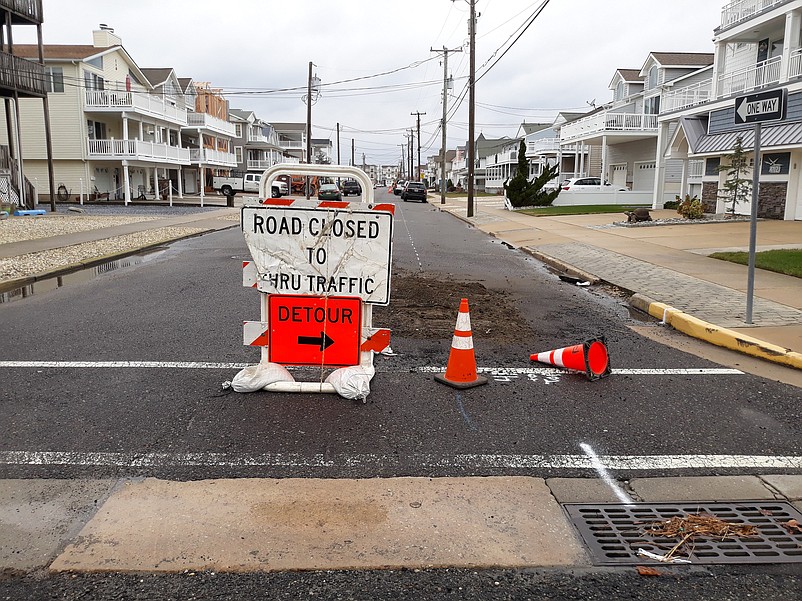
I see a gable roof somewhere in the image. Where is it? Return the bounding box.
[616,69,643,82]
[650,52,714,67]
[141,68,175,87]
[270,122,306,132]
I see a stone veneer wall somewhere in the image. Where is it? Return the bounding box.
[700,181,787,219]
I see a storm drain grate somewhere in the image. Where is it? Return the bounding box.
[563,502,802,565]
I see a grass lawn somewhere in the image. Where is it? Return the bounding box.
[709,248,802,278]
[518,204,650,216]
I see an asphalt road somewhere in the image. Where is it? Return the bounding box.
[0,188,800,598]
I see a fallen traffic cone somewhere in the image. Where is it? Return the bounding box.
[434,298,488,389]
[530,336,611,380]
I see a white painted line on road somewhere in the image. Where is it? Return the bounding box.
[0,361,744,376]
[580,443,634,506]
[0,451,798,470]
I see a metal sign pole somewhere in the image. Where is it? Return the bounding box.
[745,122,761,325]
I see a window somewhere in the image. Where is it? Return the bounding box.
[647,65,658,90]
[615,81,624,101]
[644,96,661,115]
[45,67,64,93]
[235,124,242,138]
[84,71,105,91]
[234,146,243,163]
[87,120,107,140]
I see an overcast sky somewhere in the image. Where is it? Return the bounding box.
[18,0,724,166]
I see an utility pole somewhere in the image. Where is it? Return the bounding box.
[407,130,414,182]
[336,123,340,165]
[431,45,461,204]
[351,138,355,167]
[306,61,313,199]
[399,144,406,178]
[467,0,477,218]
[411,111,426,182]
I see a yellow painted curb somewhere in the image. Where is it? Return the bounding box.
[647,301,802,370]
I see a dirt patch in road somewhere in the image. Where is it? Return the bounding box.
[375,268,536,345]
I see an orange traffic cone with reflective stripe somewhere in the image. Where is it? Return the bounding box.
[530,336,611,380]
[435,298,488,389]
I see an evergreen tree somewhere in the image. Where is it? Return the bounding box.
[503,140,560,208]
[717,136,752,216]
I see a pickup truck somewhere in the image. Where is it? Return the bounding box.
[212,172,288,197]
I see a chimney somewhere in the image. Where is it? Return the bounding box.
[93,24,122,48]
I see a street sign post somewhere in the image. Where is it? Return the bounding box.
[733,89,785,323]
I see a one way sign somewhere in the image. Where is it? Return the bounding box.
[735,89,786,125]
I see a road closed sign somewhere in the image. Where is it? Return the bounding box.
[242,203,394,305]
[268,294,362,366]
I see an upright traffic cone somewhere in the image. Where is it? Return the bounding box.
[530,336,611,380]
[435,298,488,389]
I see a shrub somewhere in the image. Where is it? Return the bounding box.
[676,194,704,219]
[663,200,680,210]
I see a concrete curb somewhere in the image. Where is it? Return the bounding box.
[630,293,802,370]
[521,248,601,285]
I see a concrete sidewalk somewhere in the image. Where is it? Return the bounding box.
[431,196,802,369]
[3,474,801,573]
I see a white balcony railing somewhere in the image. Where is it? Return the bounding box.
[190,148,237,167]
[561,111,658,142]
[84,90,188,125]
[280,140,305,150]
[661,79,713,113]
[185,112,237,137]
[527,137,560,155]
[87,138,191,163]
[789,48,802,80]
[717,55,782,97]
[720,0,787,29]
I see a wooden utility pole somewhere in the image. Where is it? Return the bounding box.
[411,111,426,182]
[467,0,476,217]
[431,45,461,204]
[305,61,312,199]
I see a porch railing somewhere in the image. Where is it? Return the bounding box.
[0,52,47,96]
[789,48,802,80]
[720,0,787,30]
[189,148,237,166]
[84,90,188,125]
[0,0,43,23]
[716,55,782,97]
[527,137,560,155]
[185,112,237,137]
[661,79,713,113]
[688,160,705,179]
[561,111,658,141]
[87,138,191,163]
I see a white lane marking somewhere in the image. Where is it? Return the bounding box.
[0,361,744,376]
[580,443,634,506]
[0,451,798,470]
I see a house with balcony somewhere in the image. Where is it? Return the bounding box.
[560,53,713,202]
[180,80,237,198]
[658,0,802,220]
[2,26,194,204]
[228,109,290,176]
[270,122,308,163]
[0,0,53,209]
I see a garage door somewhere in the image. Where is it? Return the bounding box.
[611,164,627,188]
[633,162,655,192]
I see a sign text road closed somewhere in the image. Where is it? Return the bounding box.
[242,204,393,305]
[268,295,362,367]
[735,89,786,125]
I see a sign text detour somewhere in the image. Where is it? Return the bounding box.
[242,206,393,305]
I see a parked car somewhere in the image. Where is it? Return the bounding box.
[342,180,362,196]
[560,177,629,192]
[401,181,427,202]
[317,183,342,201]
[212,172,288,197]
[393,181,407,196]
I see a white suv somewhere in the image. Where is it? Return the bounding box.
[561,177,628,192]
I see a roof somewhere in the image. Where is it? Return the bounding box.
[616,69,643,82]
[693,122,802,155]
[12,44,106,60]
[177,77,193,93]
[141,68,174,87]
[649,52,714,68]
[519,122,550,136]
